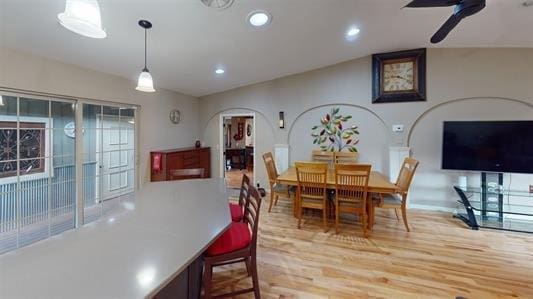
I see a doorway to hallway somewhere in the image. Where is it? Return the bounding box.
[219,113,255,189]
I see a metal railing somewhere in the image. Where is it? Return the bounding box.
[0,163,96,253]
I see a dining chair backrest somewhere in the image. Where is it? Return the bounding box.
[170,168,204,180]
[263,152,279,186]
[311,150,335,168]
[334,164,371,207]
[244,185,262,254]
[395,158,420,194]
[238,174,251,208]
[295,162,328,201]
[334,151,359,164]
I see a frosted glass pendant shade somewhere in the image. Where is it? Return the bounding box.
[136,69,155,92]
[58,0,107,39]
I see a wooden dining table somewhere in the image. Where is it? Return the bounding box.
[276,167,399,230]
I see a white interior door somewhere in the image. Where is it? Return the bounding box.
[98,115,135,200]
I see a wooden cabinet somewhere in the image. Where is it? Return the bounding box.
[151,147,210,181]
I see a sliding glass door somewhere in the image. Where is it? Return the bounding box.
[82,104,136,223]
[0,93,138,254]
[0,95,76,253]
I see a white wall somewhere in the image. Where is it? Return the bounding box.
[199,48,533,209]
[0,47,200,185]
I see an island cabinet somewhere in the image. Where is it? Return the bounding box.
[151,147,211,181]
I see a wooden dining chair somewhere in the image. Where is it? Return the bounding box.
[203,185,262,299]
[311,150,335,168]
[375,157,419,232]
[263,152,291,212]
[229,174,251,222]
[334,151,359,164]
[169,168,204,180]
[334,164,371,236]
[295,162,329,232]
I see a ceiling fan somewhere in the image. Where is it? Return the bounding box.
[405,0,486,43]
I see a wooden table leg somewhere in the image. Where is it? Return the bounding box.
[366,195,375,231]
[293,191,299,218]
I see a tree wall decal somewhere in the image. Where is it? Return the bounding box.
[311,107,359,152]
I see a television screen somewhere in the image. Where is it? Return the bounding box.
[442,121,533,174]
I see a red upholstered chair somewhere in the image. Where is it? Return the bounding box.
[229,174,251,222]
[203,185,262,299]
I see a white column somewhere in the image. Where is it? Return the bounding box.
[389,146,410,181]
[274,144,289,173]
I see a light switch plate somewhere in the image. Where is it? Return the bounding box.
[392,125,404,133]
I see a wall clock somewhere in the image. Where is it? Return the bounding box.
[64,122,76,138]
[169,109,181,124]
[372,48,426,103]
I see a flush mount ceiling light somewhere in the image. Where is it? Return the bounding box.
[247,10,272,28]
[345,26,360,40]
[135,20,155,93]
[57,0,106,38]
[201,0,234,10]
[214,68,225,75]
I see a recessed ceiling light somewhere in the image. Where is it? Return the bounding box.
[215,68,225,75]
[346,26,360,39]
[247,10,272,27]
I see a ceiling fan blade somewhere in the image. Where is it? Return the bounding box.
[430,14,462,43]
[405,0,460,8]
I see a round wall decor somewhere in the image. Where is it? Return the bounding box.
[64,122,76,138]
[169,109,181,124]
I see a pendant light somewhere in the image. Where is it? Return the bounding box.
[57,0,106,39]
[136,20,155,93]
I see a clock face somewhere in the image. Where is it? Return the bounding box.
[169,109,181,124]
[383,60,415,92]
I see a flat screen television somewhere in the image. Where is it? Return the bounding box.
[442,121,533,174]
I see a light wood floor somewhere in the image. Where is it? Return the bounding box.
[225,169,254,189]
[212,197,533,298]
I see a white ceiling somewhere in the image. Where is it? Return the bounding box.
[1,0,532,97]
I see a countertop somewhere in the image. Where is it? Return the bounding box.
[0,179,231,299]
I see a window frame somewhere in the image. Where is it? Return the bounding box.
[0,115,52,184]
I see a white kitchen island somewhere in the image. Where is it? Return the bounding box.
[0,179,231,299]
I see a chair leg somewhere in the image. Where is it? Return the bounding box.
[297,200,302,229]
[202,260,213,299]
[401,205,410,232]
[335,202,339,234]
[251,255,261,299]
[322,204,328,233]
[362,213,368,237]
[268,191,275,212]
[274,194,279,206]
[245,256,252,276]
[394,208,400,221]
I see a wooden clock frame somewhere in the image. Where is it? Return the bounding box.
[372,48,426,104]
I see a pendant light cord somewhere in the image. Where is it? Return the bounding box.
[144,28,148,70]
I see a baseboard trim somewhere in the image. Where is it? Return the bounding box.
[409,203,455,213]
